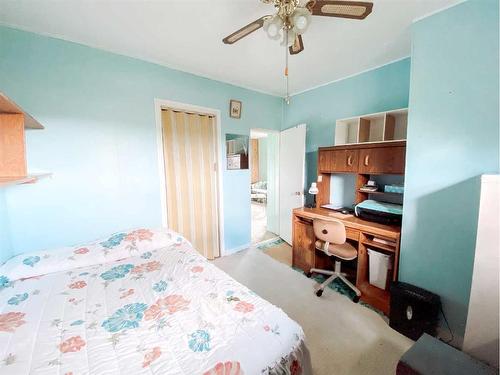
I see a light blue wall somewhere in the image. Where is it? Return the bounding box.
[0,26,282,257]
[0,190,12,263]
[400,0,499,345]
[283,58,411,204]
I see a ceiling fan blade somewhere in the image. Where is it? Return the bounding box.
[222,16,271,44]
[289,34,304,55]
[306,0,373,19]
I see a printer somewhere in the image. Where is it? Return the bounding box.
[354,199,403,225]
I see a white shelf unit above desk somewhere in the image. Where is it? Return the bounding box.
[335,108,408,146]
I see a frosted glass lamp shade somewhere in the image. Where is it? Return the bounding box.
[263,15,283,40]
[292,8,311,35]
[309,182,319,195]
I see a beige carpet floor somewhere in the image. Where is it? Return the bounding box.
[213,247,413,375]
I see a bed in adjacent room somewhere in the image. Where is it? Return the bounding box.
[0,229,311,375]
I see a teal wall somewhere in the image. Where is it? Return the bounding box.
[283,58,411,204]
[0,26,282,258]
[400,0,499,345]
[0,190,12,263]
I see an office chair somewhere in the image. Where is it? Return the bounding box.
[307,219,361,301]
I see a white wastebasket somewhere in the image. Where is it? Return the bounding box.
[367,248,392,290]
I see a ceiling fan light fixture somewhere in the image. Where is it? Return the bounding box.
[263,15,283,40]
[292,7,311,35]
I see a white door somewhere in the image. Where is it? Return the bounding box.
[279,124,306,244]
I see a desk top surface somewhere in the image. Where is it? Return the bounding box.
[293,207,401,238]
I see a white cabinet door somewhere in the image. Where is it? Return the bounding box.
[279,124,306,244]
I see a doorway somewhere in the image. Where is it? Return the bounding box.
[250,129,279,244]
[155,99,224,259]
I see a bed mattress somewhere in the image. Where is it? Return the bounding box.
[0,229,311,374]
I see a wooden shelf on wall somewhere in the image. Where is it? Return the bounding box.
[0,173,52,188]
[0,91,47,189]
[0,93,44,129]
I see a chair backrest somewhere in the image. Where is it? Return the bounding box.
[313,219,346,245]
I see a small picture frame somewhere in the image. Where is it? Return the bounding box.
[229,100,242,119]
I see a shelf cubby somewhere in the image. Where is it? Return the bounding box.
[334,118,360,145]
[334,108,408,146]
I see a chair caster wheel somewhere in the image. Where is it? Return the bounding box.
[353,295,360,303]
[305,272,313,278]
[315,289,323,297]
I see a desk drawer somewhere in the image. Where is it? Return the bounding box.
[346,227,360,241]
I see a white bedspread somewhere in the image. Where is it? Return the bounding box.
[0,229,311,375]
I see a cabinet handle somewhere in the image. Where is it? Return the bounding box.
[347,155,353,166]
[364,155,370,166]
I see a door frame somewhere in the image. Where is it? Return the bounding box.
[249,128,281,239]
[154,98,225,257]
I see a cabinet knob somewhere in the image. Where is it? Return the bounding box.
[364,155,370,166]
[347,155,353,166]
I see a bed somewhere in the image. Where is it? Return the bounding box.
[0,228,311,375]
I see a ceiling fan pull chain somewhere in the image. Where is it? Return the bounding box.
[285,28,290,104]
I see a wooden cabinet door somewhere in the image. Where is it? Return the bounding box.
[318,149,332,172]
[359,146,405,174]
[318,149,358,173]
[292,219,315,272]
[330,150,359,173]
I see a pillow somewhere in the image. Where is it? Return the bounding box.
[0,228,186,281]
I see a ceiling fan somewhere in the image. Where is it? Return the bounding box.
[222,0,373,102]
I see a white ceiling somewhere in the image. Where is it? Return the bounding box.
[0,0,460,96]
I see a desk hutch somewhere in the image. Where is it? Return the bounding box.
[292,108,407,314]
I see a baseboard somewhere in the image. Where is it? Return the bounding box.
[224,243,251,256]
[254,236,282,247]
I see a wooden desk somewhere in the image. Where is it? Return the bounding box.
[292,207,401,314]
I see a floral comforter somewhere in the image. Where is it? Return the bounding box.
[0,229,311,375]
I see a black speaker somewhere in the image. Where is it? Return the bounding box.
[390,282,441,341]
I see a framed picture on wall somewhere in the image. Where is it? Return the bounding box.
[229,100,242,119]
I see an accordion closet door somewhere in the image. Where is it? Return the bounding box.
[161,109,220,259]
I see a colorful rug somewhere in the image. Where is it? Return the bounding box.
[256,238,292,267]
